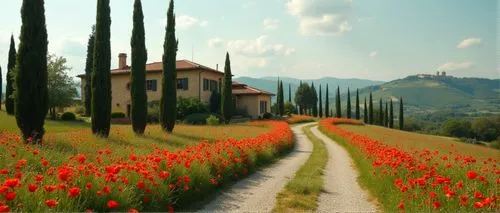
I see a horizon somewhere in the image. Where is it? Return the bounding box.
[0,0,498,83]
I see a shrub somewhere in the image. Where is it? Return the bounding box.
[74,105,85,115]
[233,108,249,117]
[61,112,76,121]
[490,139,500,150]
[263,112,273,119]
[183,113,219,125]
[177,97,209,119]
[111,112,126,119]
[147,101,160,123]
[206,115,220,125]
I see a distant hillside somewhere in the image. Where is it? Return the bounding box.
[234,76,383,101]
[354,75,500,114]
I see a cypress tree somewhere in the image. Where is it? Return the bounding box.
[160,0,178,131]
[363,98,368,123]
[346,87,351,119]
[355,89,360,120]
[384,101,389,127]
[399,97,404,130]
[325,84,329,117]
[379,98,383,126]
[130,0,148,134]
[221,52,233,123]
[389,99,394,128]
[84,27,95,115]
[92,0,112,137]
[311,82,318,117]
[84,26,95,116]
[335,86,341,118]
[369,92,373,124]
[279,81,285,116]
[6,35,16,115]
[0,66,2,110]
[288,84,291,102]
[15,0,48,143]
[276,79,281,116]
[318,84,323,117]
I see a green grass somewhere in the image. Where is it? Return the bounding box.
[273,125,328,212]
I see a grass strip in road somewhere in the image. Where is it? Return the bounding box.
[273,125,328,212]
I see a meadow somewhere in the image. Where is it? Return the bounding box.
[0,110,293,212]
[319,118,499,212]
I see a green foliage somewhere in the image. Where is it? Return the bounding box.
[441,119,472,138]
[15,0,49,143]
[130,0,148,134]
[379,98,383,126]
[74,105,85,115]
[288,84,292,102]
[389,99,394,128]
[346,88,351,119]
[279,81,285,116]
[147,101,160,123]
[355,89,360,120]
[363,98,368,123]
[209,90,220,113]
[111,112,126,119]
[284,102,296,115]
[318,85,323,117]
[47,54,78,120]
[276,79,281,116]
[177,97,208,119]
[325,84,329,117]
[384,102,389,127]
[183,113,219,125]
[84,26,95,116]
[160,0,178,132]
[369,93,373,124]
[311,83,318,117]
[221,52,233,123]
[471,116,500,141]
[6,35,16,115]
[61,112,77,121]
[295,82,314,115]
[206,115,220,125]
[399,97,404,130]
[335,86,341,118]
[92,0,112,137]
[263,112,273,119]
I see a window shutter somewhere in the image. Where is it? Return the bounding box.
[152,80,157,91]
[183,78,188,89]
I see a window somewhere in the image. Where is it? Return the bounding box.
[146,80,157,91]
[260,101,268,114]
[210,80,218,91]
[177,78,189,90]
[203,79,209,91]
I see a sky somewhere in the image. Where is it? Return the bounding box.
[0,0,498,83]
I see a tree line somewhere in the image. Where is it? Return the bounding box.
[277,81,405,129]
[3,0,234,143]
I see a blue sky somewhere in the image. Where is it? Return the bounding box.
[0,0,497,82]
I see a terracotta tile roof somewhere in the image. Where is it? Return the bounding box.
[77,60,223,77]
[232,81,274,96]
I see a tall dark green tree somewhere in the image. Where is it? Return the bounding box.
[276,78,281,116]
[318,84,323,117]
[379,98,383,126]
[389,99,394,128]
[6,35,16,115]
[311,82,318,117]
[15,0,48,143]
[384,101,389,127]
[279,81,285,116]
[335,86,341,118]
[160,0,178,131]
[369,92,373,124]
[288,84,291,102]
[84,26,95,116]
[221,52,233,123]
[130,0,148,134]
[363,98,368,123]
[355,89,360,120]
[325,84,329,117]
[92,0,112,137]
[346,88,351,119]
[399,97,404,130]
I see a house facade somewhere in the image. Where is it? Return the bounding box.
[78,53,273,119]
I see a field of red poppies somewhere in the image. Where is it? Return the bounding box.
[0,120,293,212]
[319,118,499,212]
[286,115,316,124]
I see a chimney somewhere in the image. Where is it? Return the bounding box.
[216,64,218,71]
[118,53,127,69]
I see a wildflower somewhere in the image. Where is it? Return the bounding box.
[45,199,58,207]
[4,178,21,188]
[3,192,16,201]
[128,209,139,213]
[433,201,441,209]
[68,187,81,197]
[0,205,10,212]
[28,184,38,192]
[107,200,119,209]
[466,171,478,179]
[473,202,483,209]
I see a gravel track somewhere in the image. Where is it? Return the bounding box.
[311,126,376,212]
[198,123,314,213]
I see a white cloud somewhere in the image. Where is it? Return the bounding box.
[207,37,224,48]
[286,0,352,36]
[263,18,280,30]
[457,38,481,49]
[175,15,208,29]
[369,51,378,57]
[438,61,474,70]
[227,35,295,57]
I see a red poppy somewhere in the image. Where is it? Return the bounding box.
[466,171,478,179]
[68,187,81,197]
[128,209,139,213]
[45,199,58,207]
[28,184,38,192]
[433,201,441,209]
[107,200,119,209]
[137,181,145,189]
[398,201,404,209]
[3,192,16,201]
[0,205,10,213]
[3,178,21,188]
[473,202,484,209]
